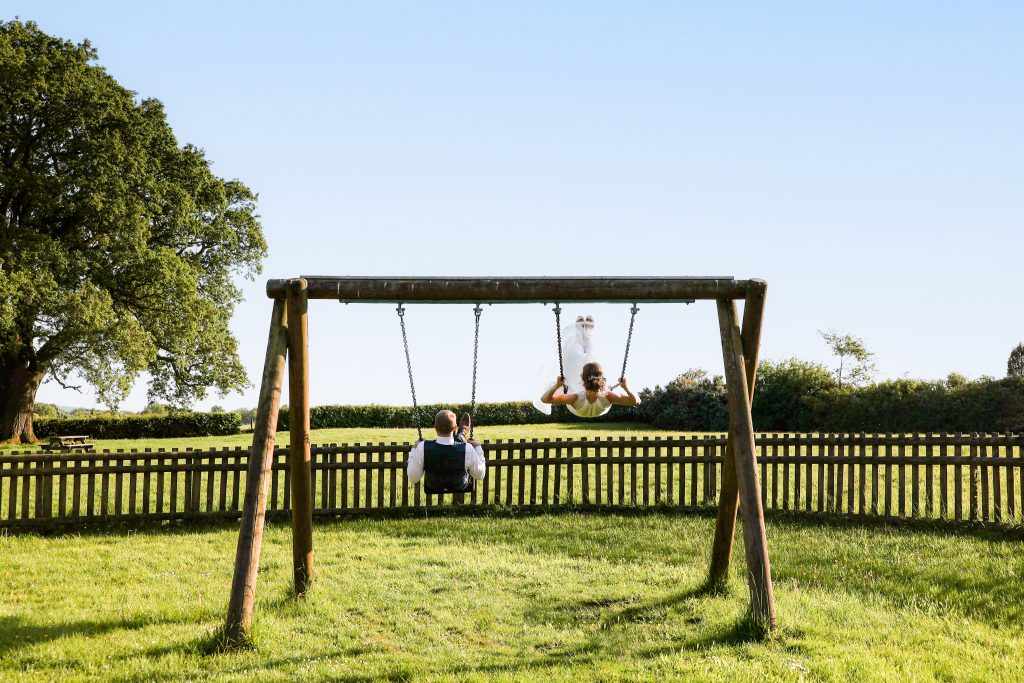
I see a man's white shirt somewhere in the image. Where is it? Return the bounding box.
[406,435,486,484]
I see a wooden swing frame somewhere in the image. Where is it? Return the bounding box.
[224,276,776,643]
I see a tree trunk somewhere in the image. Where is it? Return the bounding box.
[0,355,45,444]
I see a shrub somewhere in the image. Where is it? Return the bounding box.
[33,412,241,440]
[634,361,1024,433]
[276,400,638,431]
[753,358,837,431]
[635,370,729,431]
[818,376,1024,433]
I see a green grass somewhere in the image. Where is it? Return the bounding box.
[1,422,674,454]
[2,513,1021,681]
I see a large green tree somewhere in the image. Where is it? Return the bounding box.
[0,20,266,443]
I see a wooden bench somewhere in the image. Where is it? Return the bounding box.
[44,435,95,453]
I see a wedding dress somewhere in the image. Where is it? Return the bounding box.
[533,316,614,418]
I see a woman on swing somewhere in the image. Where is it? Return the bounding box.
[535,314,640,418]
[540,361,640,417]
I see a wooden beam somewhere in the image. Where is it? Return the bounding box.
[266,276,751,302]
[717,299,777,629]
[708,279,766,586]
[225,298,288,643]
[287,278,314,594]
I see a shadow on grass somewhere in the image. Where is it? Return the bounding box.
[0,614,151,660]
[7,497,1021,541]
[0,608,221,661]
[524,580,723,629]
[110,646,404,683]
[261,582,309,612]
[439,598,776,680]
[764,515,1024,624]
[599,581,726,629]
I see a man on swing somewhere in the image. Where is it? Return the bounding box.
[407,411,486,494]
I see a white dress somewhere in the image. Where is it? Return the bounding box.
[571,393,612,418]
[533,316,617,418]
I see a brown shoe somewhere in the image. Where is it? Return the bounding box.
[457,413,472,439]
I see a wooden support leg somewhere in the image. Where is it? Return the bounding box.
[717,298,776,629]
[225,299,289,643]
[709,280,766,586]
[287,278,314,594]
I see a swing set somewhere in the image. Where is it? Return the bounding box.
[397,296,645,441]
[224,276,774,644]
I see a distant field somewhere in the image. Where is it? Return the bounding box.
[1,513,1021,681]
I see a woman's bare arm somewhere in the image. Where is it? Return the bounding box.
[606,377,640,406]
[541,376,578,405]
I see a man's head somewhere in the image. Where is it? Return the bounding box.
[434,409,457,436]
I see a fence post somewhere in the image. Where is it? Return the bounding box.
[969,432,980,522]
[34,458,51,519]
[189,452,202,514]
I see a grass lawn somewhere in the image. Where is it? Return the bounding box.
[0,423,679,454]
[1,512,1021,681]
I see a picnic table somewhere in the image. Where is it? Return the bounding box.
[44,435,95,453]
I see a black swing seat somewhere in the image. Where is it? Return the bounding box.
[424,476,476,495]
[423,440,477,495]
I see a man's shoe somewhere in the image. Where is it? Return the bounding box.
[457,413,472,438]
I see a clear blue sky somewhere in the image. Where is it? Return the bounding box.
[15,1,1024,411]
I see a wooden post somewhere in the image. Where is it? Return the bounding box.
[708,280,766,586]
[287,278,314,594]
[717,299,777,629]
[225,299,289,643]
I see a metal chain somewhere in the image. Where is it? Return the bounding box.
[396,303,423,441]
[553,304,566,392]
[469,304,483,438]
[615,304,640,388]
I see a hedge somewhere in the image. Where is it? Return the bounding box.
[817,377,1024,433]
[634,373,729,431]
[277,400,639,431]
[33,412,241,440]
[638,369,1024,433]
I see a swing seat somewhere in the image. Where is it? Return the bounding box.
[424,476,476,495]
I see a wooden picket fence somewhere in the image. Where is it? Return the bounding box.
[1,433,1022,529]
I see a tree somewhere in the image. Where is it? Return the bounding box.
[1008,343,1024,378]
[753,358,836,430]
[818,330,876,389]
[946,372,968,389]
[236,406,257,429]
[32,402,66,419]
[0,21,266,443]
[142,402,171,415]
